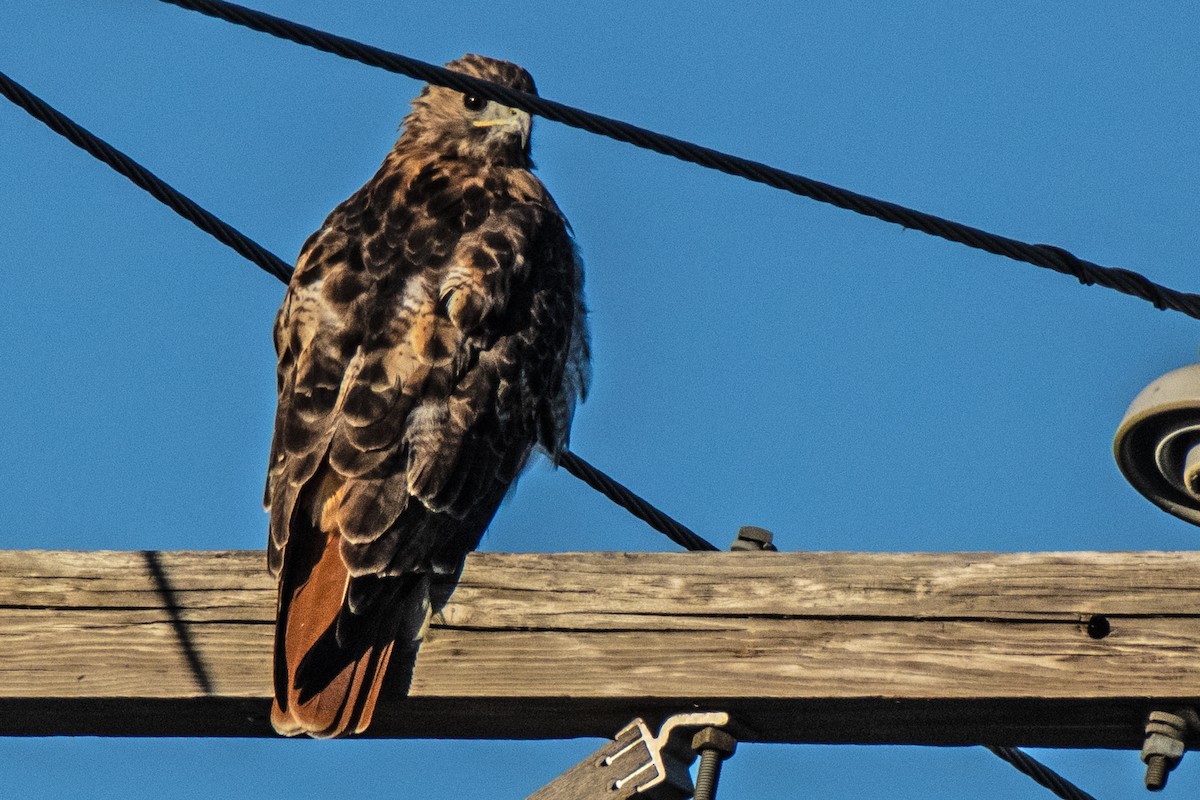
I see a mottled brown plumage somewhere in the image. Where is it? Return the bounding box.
[265,54,588,738]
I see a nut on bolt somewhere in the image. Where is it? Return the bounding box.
[691,727,737,800]
[691,726,737,758]
[731,526,777,552]
[1141,710,1190,791]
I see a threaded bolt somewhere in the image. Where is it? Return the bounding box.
[1145,754,1169,792]
[691,726,736,800]
[1141,710,1189,792]
[693,749,722,800]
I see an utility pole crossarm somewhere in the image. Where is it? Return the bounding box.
[0,549,1197,746]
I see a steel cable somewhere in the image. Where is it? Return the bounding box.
[0,66,716,554]
[158,0,1200,322]
[558,451,717,551]
[986,746,1098,800]
[0,69,292,285]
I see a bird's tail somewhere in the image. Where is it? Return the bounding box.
[271,521,430,738]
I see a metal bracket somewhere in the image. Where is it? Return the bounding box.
[527,711,731,800]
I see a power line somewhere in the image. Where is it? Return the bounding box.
[0,66,716,555]
[159,0,1200,322]
[986,746,1097,800]
[0,69,291,285]
[558,451,717,552]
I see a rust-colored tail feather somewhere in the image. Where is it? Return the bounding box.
[272,523,429,738]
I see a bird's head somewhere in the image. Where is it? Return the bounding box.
[400,54,537,168]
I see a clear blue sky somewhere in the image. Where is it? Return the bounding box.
[3,2,1200,797]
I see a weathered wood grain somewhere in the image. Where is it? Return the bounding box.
[0,549,1197,746]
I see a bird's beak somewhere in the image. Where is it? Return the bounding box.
[472,106,532,149]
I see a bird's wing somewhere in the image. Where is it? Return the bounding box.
[330,188,575,578]
[264,184,377,578]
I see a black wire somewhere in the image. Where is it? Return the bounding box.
[158,0,1200,322]
[0,69,292,285]
[986,746,1098,800]
[558,451,718,551]
[0,66,715,555]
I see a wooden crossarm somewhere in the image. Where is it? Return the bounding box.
[0,549,1197,746]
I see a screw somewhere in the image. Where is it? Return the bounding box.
[691,727,736,800]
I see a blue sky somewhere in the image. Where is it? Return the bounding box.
[3,2,1200,797]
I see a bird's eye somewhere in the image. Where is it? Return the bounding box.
[462,95,486,112]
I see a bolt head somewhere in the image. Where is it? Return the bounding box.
[692,726,737,758]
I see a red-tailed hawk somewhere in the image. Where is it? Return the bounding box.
[265,54,588,738]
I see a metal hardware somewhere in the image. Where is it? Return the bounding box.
[1141,709,1199,791]
[730,526,777,552]
[1114,363,1200,527]
[691,727,737,800]
[527,711,731,800]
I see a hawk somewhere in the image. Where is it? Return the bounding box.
[264,54,588,738]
